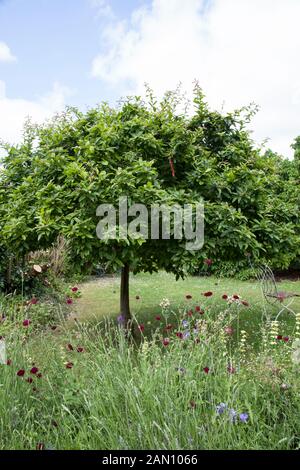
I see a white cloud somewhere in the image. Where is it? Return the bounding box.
[0,81,73,144]
[0,41,16,62]
[92,0,300,157]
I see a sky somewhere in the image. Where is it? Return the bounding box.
[0,0,300,157]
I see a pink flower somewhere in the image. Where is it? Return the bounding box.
[204,259,213,266]
[23,319,31,327]
[224,326,234,336]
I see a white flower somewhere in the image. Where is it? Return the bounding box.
[159,298,170,309]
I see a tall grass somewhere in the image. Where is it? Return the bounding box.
[1,302,300,450]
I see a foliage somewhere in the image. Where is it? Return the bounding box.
[0,86,300,293]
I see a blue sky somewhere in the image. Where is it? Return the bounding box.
[1,0,300,157]
[0,0,143,105]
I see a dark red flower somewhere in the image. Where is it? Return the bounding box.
[36,443,44,451]
[186,294,192,300]
[66,362,74,369]
[30,367,39,375]
[26,377,33,384]
[233,295,240,300]
[71,287,79,293]
[277,335,283,341]
[138,324,145,333]
[195,306,201,312]
[204,258,213,266]
[67,343,74,351]
[66,298,73,305]
[203,291,213,297]
[190,400,196,409]
[163,338,170,347]
[17,369,25,377]
[227,366,236,374]
[283,336,289,343]
[23,319,31,327]
[165,324,173,331]
[195,338,200,344]
[242,300,249,307]
[222,294,228,300]
[203,367,210,374]
[135,295,140,300]
[6,359,12,366]
[37,373,42,379]
[187,310,193,317]
[176,332,183,339]
[30,297,38,305]
[155,315,161,321]
[77,347,84,353]
[51,326,57,331]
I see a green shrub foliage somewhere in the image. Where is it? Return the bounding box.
[0,86,299,284]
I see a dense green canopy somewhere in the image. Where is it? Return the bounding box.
[1,87,299,308]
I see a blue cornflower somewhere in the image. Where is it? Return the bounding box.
[216,403,227,415]
[183,331,190,340]
[182,320,189,328]
[239,413,249,423]
[117,314,125,325]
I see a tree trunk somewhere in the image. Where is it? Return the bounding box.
[120,263,131,331]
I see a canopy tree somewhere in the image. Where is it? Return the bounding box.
[1,86,299,327]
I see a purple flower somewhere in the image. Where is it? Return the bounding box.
[183,331,190,340]
[216,403,227,415]
[182,320,189,328]
[239,413,249,423]
[117,314,125,325]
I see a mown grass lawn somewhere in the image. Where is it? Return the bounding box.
[74,272,300,344]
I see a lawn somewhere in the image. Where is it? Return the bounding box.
[74,272,300,343]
